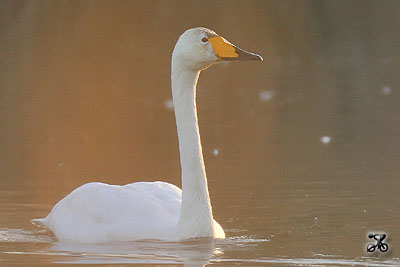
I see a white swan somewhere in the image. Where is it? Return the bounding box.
[32,27,262,243]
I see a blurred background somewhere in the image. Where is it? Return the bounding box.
[0,0,400,262]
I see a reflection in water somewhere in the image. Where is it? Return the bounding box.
[0,228,214,265]
[1,0,400,266]
[52,238,215,265]
[1,228,399,266]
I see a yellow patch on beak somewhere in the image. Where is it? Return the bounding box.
[208,36,238,60]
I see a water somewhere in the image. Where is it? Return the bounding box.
[1,1,400,266]
[1,178,399,266]
[1,127,399,266]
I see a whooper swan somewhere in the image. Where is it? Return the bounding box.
[32,27,262,242]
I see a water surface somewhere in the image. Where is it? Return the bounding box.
[1,1,400,266]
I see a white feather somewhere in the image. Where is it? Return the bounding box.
[33,27,260,242]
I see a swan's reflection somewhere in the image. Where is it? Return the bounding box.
[51,237,217,266]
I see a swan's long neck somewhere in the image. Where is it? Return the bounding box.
[171,57,214,238]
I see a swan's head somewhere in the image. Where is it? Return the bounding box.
[172,27,263,70]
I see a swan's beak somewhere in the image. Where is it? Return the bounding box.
[208,36,263,62]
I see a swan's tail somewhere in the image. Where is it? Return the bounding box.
[31,218,48,228]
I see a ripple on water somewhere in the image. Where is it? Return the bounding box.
[1,230,399,266]
[212,257,400,266]
[0,228,53,243]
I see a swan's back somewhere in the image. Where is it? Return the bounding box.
[35,182,182,242]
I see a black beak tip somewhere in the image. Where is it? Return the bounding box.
[236,47,263,62]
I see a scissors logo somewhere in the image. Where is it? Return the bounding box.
[367,233,389,253]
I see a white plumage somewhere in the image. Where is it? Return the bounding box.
[33,27,262,242]
[35,182,214,242]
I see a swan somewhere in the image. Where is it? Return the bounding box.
[32,27,262,243]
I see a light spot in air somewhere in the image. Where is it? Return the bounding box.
[57,162,64,167]
[320,136,332,144]
[259,90,275,102]
[212,148,219,156]
[163,99,174,111]
[381,86,392,95]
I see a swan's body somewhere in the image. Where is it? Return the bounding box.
[33,27,262,243]
[34,182,223,242]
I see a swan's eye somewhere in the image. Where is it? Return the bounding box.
[201,37,208,43]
